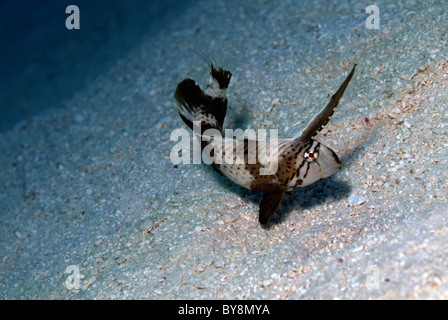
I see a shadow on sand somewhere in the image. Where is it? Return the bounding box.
[204,164,351,228]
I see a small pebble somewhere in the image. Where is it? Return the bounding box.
[348,194,367,206]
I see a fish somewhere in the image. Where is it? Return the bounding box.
[174,61,356,225]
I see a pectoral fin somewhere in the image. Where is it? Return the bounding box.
[259,191,285,224]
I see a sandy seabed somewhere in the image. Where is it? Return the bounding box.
[1,0,448,299]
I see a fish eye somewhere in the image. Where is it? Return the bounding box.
[305,149,318,162]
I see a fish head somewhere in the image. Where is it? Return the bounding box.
[296,140,341,187]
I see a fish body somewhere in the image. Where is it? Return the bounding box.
[210,138,341,192]
[174,62,356,224]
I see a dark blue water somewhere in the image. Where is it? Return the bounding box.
[0,0,194,132]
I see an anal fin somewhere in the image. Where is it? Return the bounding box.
[259,191,285,225]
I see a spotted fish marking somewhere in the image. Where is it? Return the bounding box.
[174,62,356,225]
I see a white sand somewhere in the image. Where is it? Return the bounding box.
[1,0,448,299]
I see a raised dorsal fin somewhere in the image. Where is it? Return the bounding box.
[296,64,356,141]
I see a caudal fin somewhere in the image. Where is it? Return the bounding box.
[174,64,232,135]
[174,78,203,131]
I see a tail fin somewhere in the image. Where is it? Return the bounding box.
[174,78,203,131]
[174,64,232,135]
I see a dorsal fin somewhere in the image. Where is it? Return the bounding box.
[296,64,356,141]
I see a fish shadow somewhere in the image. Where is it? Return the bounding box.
[203,165,262,209]
[205,164,351,227]
[270,176,352,227]
[225,103,252,131]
